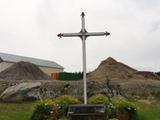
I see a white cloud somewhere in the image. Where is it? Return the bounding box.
[0,0,160,72]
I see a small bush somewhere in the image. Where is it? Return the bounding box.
[52,104,61,120]
[30,98,55,120]
[31,96,81,120]
[88,96,139,120]
[88,94,113,119]
[112,98,139,120]
[105,102,117,119]
[55,95,81,116]
[88,94,109,104]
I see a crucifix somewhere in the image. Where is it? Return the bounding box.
[57,12,110,104]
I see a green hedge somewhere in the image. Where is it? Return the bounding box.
[155,72,160,76]
[59,72,83,81]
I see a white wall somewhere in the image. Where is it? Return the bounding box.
[39,66,63,76]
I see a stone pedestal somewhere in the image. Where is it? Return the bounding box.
[68,104,107,120]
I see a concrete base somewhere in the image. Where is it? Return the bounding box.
[68,104,107,120]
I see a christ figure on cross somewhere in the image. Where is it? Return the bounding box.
[58,12,110,104]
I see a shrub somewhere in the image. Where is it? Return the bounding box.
[88,94,113,119]
[31,96,81,120]
[112,98,139,120]
[55,95,81,116]
[88,94,109,104]
[51,104,61,120]
[30,98,55,120]
[105,102,117,119]
[88,96,139,120]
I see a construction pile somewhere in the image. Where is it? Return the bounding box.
[0,61,51,80]
[134,71,160,80]
[87,57,160,83]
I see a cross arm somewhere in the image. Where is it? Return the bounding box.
[85,31,110,37]
[57,33,82,38]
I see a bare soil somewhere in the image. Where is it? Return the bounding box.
[0,61,51,80]
[87,57,160,82]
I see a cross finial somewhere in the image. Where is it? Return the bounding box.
[81,12,85,17]
[105,31,110,36]
[57,33,63,37]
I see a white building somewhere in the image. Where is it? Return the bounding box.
[0,52,64,79]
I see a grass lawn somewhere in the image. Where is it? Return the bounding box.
[135,101,160,120]
[0,102,36,120]
[0,100,160,120]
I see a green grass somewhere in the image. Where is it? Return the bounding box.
[0,101,160,120]
[136,101,160,120]
[0,102,36,120]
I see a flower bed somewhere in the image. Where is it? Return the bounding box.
[30,95,139,120]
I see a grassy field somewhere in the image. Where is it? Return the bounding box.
[136,101,160,120]
[0,102,36,120]
[0,101,160,120]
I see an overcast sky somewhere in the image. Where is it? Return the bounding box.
[0,0,160,72]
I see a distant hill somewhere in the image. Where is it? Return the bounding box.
[87,57,160,83]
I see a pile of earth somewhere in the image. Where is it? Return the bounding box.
[0,61,51,80]
[0,57,160,102]
[87,57,160,83]
[87,57,137,83]
[134,71,160,80]
[87,57,160,99]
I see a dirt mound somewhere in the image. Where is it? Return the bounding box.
[87,57,137,82]
[134,71,160,80]
[87,57,160,83]
[0,61,51,80]
[86,57,160,99]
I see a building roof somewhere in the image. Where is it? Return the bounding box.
[0,52,64,69]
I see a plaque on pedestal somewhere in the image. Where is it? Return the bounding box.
[68,104,107,120]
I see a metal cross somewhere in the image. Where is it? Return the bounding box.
[57,12,110,104]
